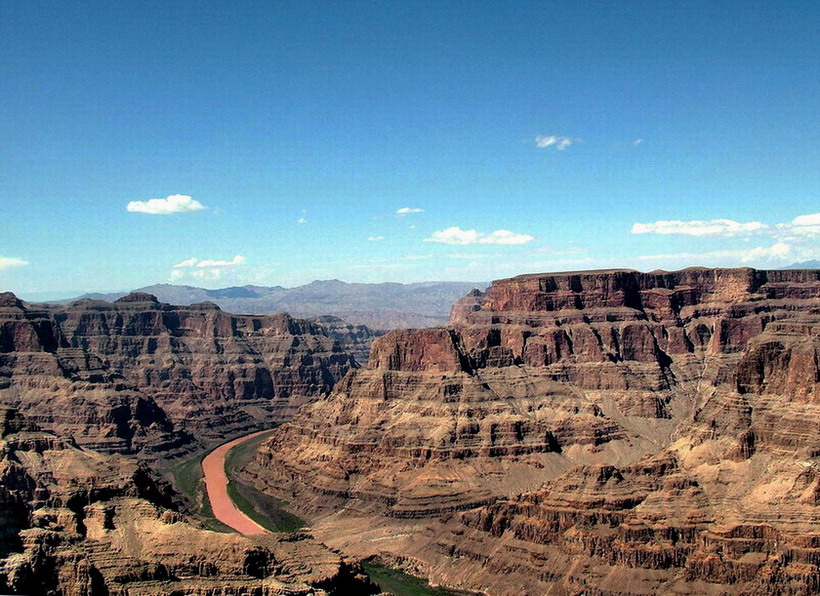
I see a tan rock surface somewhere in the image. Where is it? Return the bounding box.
[0,406,376,595]
[245,267,820,594]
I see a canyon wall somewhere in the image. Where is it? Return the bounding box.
[0,292,356,457]
[246,267,820,595]
[0,406,376,595]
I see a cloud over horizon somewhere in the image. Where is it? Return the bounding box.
[631,212,820,240]
[630,218,769,237]
[631,241,797,268]
[170,254,246,281]
[0,256,29,271]
[127,194,206,215]
[425,226,534,246]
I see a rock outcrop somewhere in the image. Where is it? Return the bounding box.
[246,267,820,594]
[0,406,377,595]
[310,315,384,366]
[0,292,356,457]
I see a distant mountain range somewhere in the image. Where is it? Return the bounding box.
[784,260,820,269]
[54,280,489,329]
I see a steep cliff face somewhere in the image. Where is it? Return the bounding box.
[310,315,384,366]
[0,292,356,457]
[0,406,376,595]
[246,268,820,594]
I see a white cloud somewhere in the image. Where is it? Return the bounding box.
[535,135,578,150]
[481,229,535,245]
[195,255,246,268]
[789,213,820,237]
[396,207,425,215]
[297,217,308,224]
[630,219,769,237]
[189,269,225,281]
[170,255,246,283]
[172,257,199,268]
[793,213,820,227]
[367,236,385,241]
[632,212,820,241]
[0,256,28,270]
[425,227,481,245]
[739,241,791,263]
[126,194,206,215]
[631,242,795,267]
[424,226,534,246]
[632,138,644,146]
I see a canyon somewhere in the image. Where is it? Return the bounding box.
[244,267,820,595]
[1,266,818,594]
[0,291,357,458]
[59,279,488,330]
[0,405,376,594]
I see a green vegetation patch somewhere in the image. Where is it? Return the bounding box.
[223,430,305,533]
[362,562,475,596]
[165,445,231,533]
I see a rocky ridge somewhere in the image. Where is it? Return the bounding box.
[0,291,356,458]
[245,267,820,594]
[310,315,385,366]
[59,279,488,330]
[0,406,376,595]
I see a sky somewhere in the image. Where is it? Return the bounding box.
[2,1,818,300]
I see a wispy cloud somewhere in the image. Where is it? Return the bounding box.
[534,135,578,150]
[632,138,644,146]
[631,218,769,237]
[0,256,28,270]
[632,212,820,240]
[195,255,246,268]
[396,207,425,215]
[172,257,199,268]
[170,255,246,282]
[424,226,534,246]
[632,242,795,267]
[297,217,308,224]
[127,194,206,215]
[367,235,385,241]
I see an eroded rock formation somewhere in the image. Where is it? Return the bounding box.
[246,267,820,594]
[0,292,356,457]
[310,315,384,366]
[0,406,376,595]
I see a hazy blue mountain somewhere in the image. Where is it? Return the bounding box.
[783,260,820,269]
[55,280,487,329]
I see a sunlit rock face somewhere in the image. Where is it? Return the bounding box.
[0,292,356,458]
[247,267,820,595]
[0,406,377,595]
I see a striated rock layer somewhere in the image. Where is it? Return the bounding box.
[246,267,820,594]
[310,315,385,366]
[0,406,376,595]
[0,291,356,457]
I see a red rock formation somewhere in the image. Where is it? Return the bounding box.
[0,406,377,595]
[246,267,820,594]
[0,292,357,457]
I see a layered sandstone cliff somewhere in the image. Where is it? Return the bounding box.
[0,292,356,457]
[0,406,376,595]
[246,268,820,594]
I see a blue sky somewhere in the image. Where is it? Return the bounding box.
[2,1,818,299]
